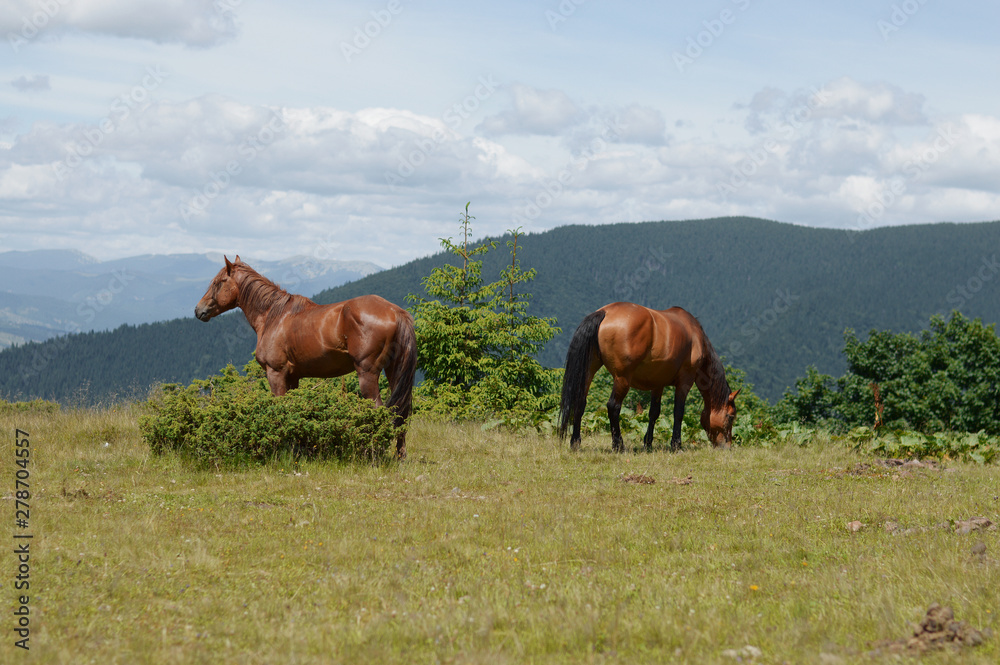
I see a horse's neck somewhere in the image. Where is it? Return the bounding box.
[236,270,284,333]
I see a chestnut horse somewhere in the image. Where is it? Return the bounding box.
[195,256,417,457]
[558,302,739,452]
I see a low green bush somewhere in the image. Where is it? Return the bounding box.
[844,426,1000,464]
[140,362,403,466]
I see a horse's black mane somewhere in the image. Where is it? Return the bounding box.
[705,346,731,408]
[694,317,731,408]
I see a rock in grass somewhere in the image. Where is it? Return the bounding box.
[869,603,992,655]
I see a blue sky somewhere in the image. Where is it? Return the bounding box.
[1,0,998,266]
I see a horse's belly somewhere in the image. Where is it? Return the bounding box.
[293,351,354,378]
[630,362,679,391]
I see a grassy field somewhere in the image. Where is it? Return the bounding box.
[2,406,998,664]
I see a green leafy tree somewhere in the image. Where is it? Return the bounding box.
[778,311,1000,434]
[842,312,1000,432]
[773,366,843,429]
[407,203,561,421]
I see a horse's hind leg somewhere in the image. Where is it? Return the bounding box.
[643,387,663,451]
[383,368,408,460]
[570,357,603,451]
[607,376,630,453]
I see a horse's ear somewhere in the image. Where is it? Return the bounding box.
[233,254,241,264]
[729,388,741,404]
[224,255,234,274]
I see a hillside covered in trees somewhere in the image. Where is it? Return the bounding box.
[1,217,999,404]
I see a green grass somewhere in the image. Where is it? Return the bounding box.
[2,407,998,664]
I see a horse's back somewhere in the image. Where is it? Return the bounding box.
[315,294,409,330]
[597,302,655,360]
[599,302,701,354]
[597,303,706,389]
[267,294,408,373]
[596,303,665,387]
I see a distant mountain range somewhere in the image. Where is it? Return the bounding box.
[0,250,382,348]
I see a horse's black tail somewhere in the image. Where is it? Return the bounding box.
[558,309,606,439]
[387,311,417,428]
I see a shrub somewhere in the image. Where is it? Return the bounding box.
[140,362,402,466]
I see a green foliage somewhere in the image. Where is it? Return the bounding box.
[771,366,842,431]
[779,312,1000,436]
[140,361,402,466]
[407,204,561,422]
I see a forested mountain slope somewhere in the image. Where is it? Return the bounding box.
[2,217,998,403]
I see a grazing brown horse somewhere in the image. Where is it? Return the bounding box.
[558,302,739,452]
[195,256,417,457]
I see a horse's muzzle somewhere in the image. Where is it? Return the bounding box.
[194,305,212,322]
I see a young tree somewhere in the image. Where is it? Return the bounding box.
[407,204,561,421]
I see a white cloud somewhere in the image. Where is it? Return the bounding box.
[614,105,668,146]
[1,0,240,48]
[477,84,583,137]
[815,78,927,125]
[1,76,999,265]
[10,74,50,91]
[737,78,928,138]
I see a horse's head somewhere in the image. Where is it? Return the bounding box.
[195,255,242,322]
[701,388,740,448]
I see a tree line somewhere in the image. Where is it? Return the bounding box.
[1,214,999,414]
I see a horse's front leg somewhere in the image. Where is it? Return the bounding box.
[607,377,630,453]
[356,369,383,406]
[264,366,296,396]
[643,387,663,451]
[671,385,690,452]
